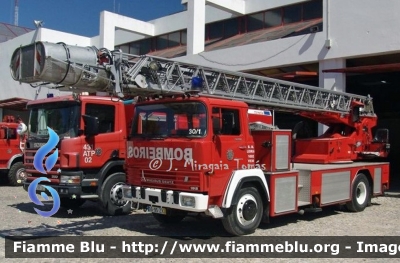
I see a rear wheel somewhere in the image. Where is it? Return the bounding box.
[100,172,132,216]
[222,187,263,236]
[152,208,187,224]
[346,173,370,212]
[8,162,26,186]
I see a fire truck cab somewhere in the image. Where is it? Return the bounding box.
[21,94,134,215]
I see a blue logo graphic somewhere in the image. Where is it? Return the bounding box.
[28,177,60,217]
[28,127,60,217]
[33,127,59,174]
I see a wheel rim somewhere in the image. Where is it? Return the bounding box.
[110,182,129,207]
[236,194,258,226]
[356,181,367,205]
[16,168,27,182]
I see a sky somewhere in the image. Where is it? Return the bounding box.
[0,0,185,37]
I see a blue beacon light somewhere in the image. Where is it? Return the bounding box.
[191,76,203,91]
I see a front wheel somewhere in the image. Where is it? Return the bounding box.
[222,187,263,236]
[100,172,132,216]
[8,162,26,186]
[346,173,370,212]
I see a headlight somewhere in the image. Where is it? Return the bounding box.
[180,196,195,208]
[60,175,81,185]
[122,186,132,198]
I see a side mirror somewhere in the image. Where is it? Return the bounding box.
[82,115,99,136]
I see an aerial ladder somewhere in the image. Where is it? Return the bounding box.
[10,41,389,163]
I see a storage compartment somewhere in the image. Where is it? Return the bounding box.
[251,129,291,172]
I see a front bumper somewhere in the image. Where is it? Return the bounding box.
[23,181,82,198]
[121,185,209,213]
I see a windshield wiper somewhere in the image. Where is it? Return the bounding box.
[138,134,167,140]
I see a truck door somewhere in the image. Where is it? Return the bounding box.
[0,126,16,145]
[211,106,249,172]
[80,103,121,168]
[0,126,9,152]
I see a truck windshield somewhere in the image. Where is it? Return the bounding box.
[132,102,207,138]
[28,104,80,138]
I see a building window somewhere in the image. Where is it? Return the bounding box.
[224,18,239,38]
[129,42,140,55]
[156,34,169,50]
[264,8,282,28]
[303,0,323,20]
[283,4,302,24]
[208,21,224,40]
[119,30,186,55]
[206,18,240,40]
[119,44,130,53]
[140,39,152,54]
[247,12,264,32]
[181,31,187,45]
[168,31,181,48]
[115,0,322,55]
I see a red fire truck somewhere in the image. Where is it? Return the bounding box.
[10,42,134,215]
[11,41,390,235]
[0,115,26,186]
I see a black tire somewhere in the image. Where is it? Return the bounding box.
[222,187,263,236]
[60,198,86,209]
[152,209,187,224]
[100,172,132,216]
[8,162,26,186]
[346,173,370,212]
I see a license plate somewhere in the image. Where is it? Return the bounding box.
[147,206,166,215]
[36,185,46,192]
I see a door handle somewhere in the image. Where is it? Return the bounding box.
[238,145,246,150]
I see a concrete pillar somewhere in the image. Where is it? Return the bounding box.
[318,58,346,135]
[187,0,206,55]
[99,11,116,50]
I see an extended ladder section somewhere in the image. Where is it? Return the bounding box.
[10,41,374,116]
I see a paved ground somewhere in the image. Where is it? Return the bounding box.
[0,179,400,262]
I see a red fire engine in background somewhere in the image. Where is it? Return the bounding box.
[11,41,390,235]
[10,42,134,215]
[18,95,134,215]
[0,115,26,186]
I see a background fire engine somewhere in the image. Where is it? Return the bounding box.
[0,115,26,186]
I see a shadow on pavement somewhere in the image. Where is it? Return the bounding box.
[4,199,376,238]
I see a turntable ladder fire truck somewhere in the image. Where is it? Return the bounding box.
[11,41,390,235]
